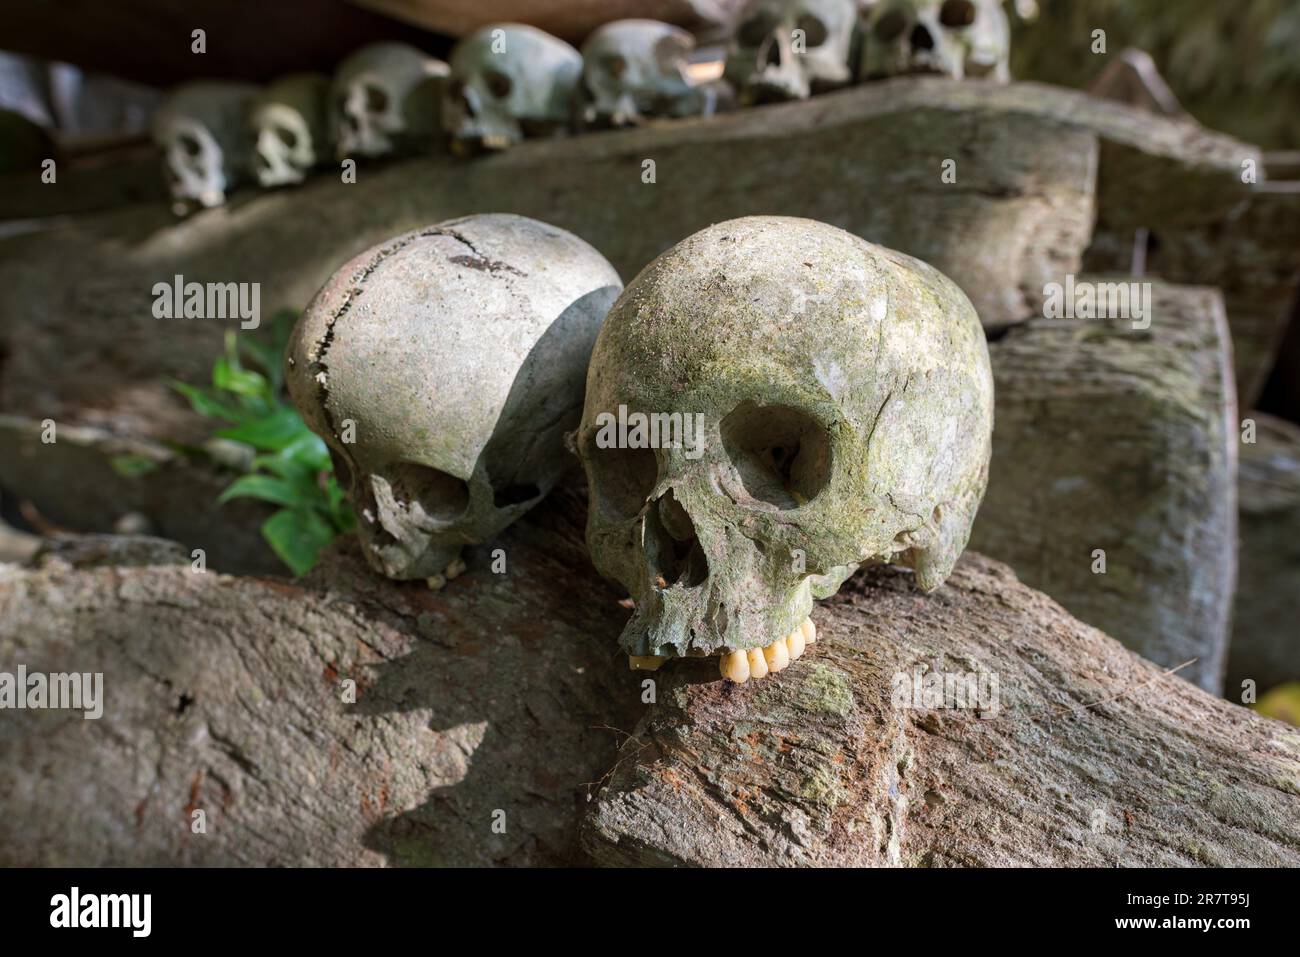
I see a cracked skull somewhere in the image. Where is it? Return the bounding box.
[286,214,622,583]
[332,42,448,159]
[576,216,993,681]
[860,0,1010,81]
[154,81,257,208]
[723,0,857,103]
[250,74,331,187]
[580,19,715,127]
[443,24,583,150]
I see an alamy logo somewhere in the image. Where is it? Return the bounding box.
[594,404,706,460]
[0,666,103,719]
[50,887,151,937]
[1042,275,1151,330]
[891,665,1000,718]
[152,274,261,329]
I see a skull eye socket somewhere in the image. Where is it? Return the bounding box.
[587,444,659,519]
[603,54,628,79]
[721,402,831,509]
[275,125,298,149]
[178,133,203,156]
[796,15,828,48]
[364,84,389,112]
[485,69,513,98]
[873,9,908,41]
[738,16,773,48]
[939,0,978,27]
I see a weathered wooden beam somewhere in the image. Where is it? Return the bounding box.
[1229,412,1300,694]
[346,0,741,43]
[0,0,446,88]
[970,280,1237,693]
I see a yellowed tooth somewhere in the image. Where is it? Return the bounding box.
[444,557,467,580]
[763,638,790,672]
[800,618,817,644]
[629,655,667,671]
[786,629,805,660]
[720,649,751,683]
[747,648,769,680]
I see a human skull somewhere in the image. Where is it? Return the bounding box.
[576,217,993,679]
[153,81,257,209]
[332,42,448,159]
[443,24,583,151]
[860,0,1010,81]
[723,0,857,104]
[580,19,715,128]
[286,214,622,584]
[250,74,331,187]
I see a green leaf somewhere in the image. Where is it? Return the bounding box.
[216,406,306,451]
[239,337,286,394]
[109,453,161,478]
[171,380,242,421]
[217,474,305,508]
[262,507,335,576]
[213,353,271,399]
[277,431,330,469]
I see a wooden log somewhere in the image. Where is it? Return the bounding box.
[1228,412,1300,694]
[3,494,1296,867]
[969,280,1237,693]
[0,488,641,866]
[582,552,1300,867]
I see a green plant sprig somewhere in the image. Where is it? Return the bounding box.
[172,311,354,576]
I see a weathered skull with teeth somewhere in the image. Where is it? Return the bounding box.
[250,74,331,187]
[154,81,258,209]
[576,217,993,681]
[443,23,583,151]
[580,19,715,127]
[332,42,448,159]
[286,214,622,584]
[860,0,1010,81]
[724,0,858,103]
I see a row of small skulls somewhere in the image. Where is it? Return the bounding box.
[155,3,1013,210]
[731,0,1014,103]
[153,21,715,210]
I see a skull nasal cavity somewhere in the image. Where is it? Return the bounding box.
[761,36,783,68]
[647,489,708,588]
[721,402,832,509]
[386,462,469,523]
[910,24,935,51]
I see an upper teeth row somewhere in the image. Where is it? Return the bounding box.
[720,618,817,683]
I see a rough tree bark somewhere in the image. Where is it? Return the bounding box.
[1,490,1297,867]
[0,488,640,866]
[970,280,1237,693]
[582,553,1300,867]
